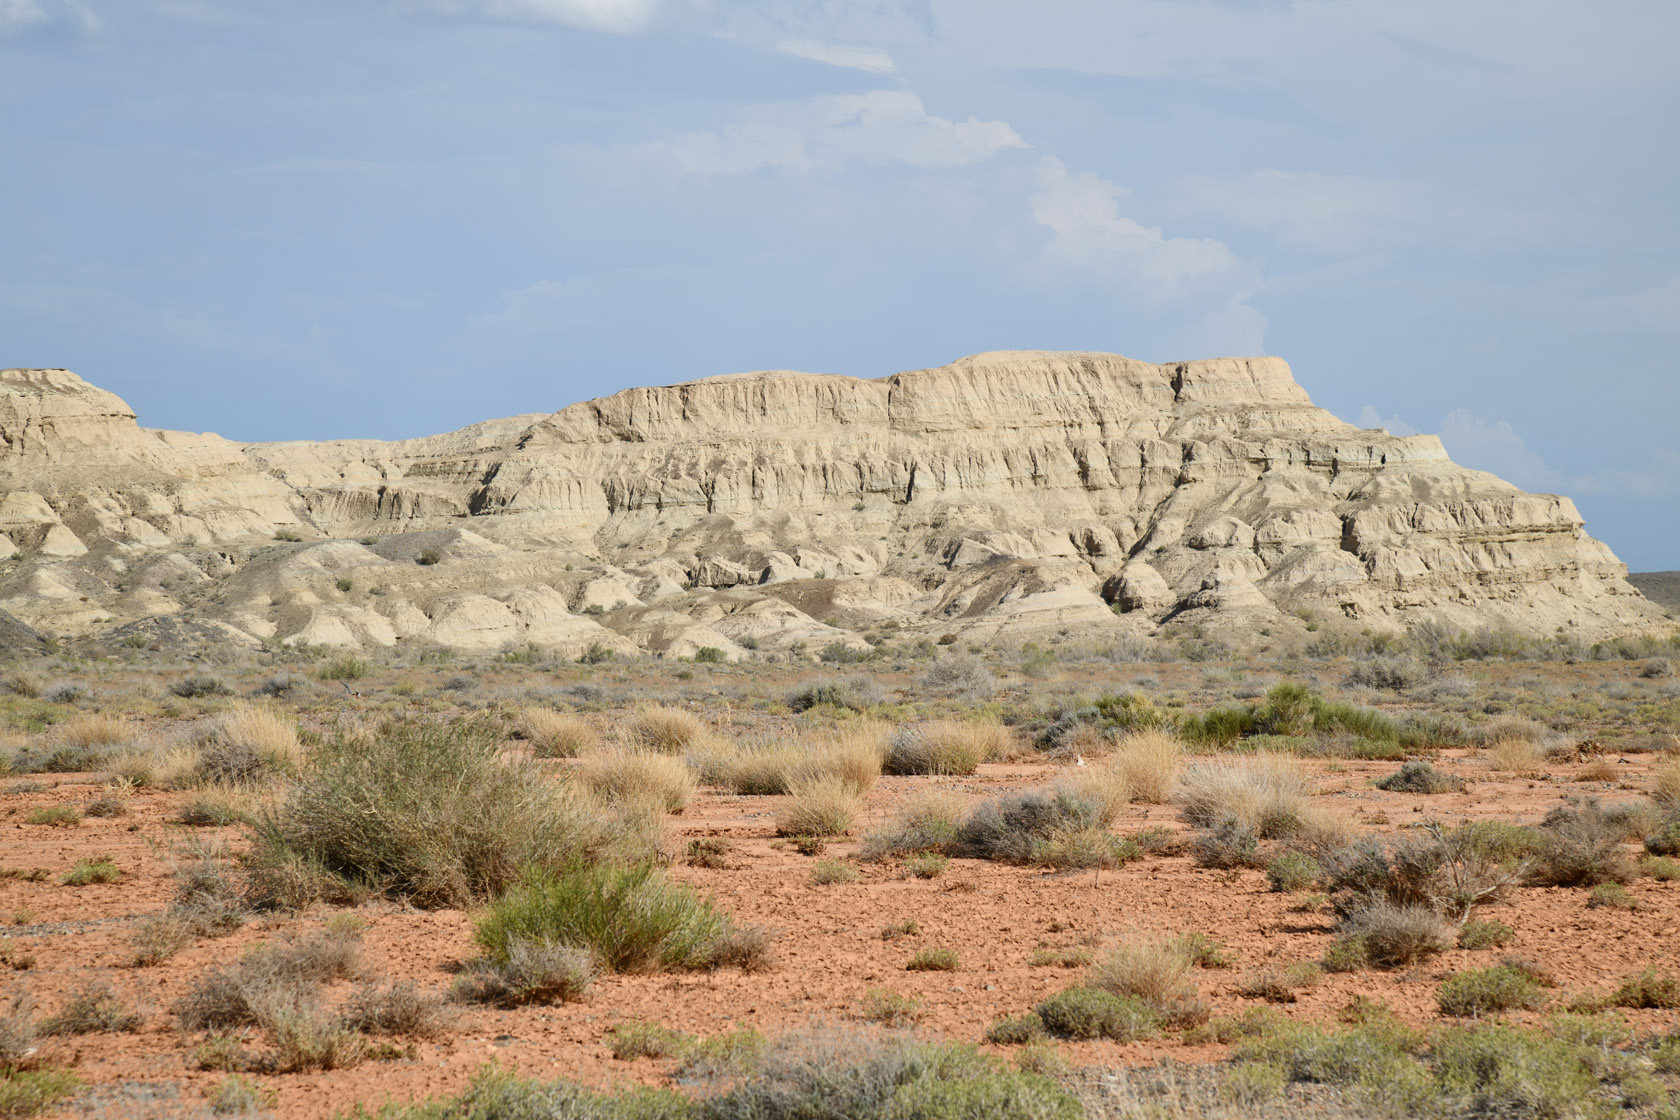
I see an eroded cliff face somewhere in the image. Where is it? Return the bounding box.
[0,353,1661,657]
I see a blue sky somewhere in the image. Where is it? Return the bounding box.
[2,0,1676,568]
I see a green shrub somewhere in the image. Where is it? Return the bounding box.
[171,676,232,699]
[1644,819,1680,857]
[248,718,648,908]
[903,853,948,879]
[0,1069,80,1119]
[906,947,959,972]
[1336,901,1451,969]
[39,983,144,1035]
[1611,968,1680,1009]
[1642,855,1680,881]
[1430,1024,1604,1118]
[859,989,923,1026]
[984,1014,1048,1045]
[60,858,120,886]
[1266,850,1322,892]
[692,647,726,664]
[1588,882,1637,910]
[1457,920,1515,951]
[1323,936,1370,973]
[24,807,80,827]
[606,1020,693,1060]
[1035,987,1159,1041]
[1529,800,1634,887]
[474,864,752,974]
[954,789,1105,864]
[811,859,857,886]
[1437,966,1545,1017]
[316,656,371,682]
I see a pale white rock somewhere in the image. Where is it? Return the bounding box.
[39,525,87,557]
[0,354,1663,652]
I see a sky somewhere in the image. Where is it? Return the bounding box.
[1,0,1677,569]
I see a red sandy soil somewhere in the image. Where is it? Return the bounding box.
[3,752,1677,1119]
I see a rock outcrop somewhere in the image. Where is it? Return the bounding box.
[0,353,1664,656]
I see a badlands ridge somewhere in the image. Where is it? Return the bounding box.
[0,352,1663,658]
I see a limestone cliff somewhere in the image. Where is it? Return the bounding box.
[0,353,1662,657]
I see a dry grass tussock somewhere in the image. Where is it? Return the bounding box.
[860,789,966,860]
[1177,755,1315,837]
[1487,735,1546,774]
[1652,758,1680,810]
[1088,938,1202,1021]
[1054,765,1131,828]
[691,725,884,796]
[517,709,599,758]
[575,748,696,814]
[776,775,866,837]
[57,713,129,750]
[883,720,1008,776]
[1108,731,1183,804]
[626,706,708,753]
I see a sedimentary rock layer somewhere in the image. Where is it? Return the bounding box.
[0,352,1662,656]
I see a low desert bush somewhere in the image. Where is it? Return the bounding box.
[859,791,964,860]
[24,806,80,827]
[625,707,706,753]
[1487,734,1546,774]
[1191,818,1263,869]
[607,1019,692,1060]
[953,788,1106,864]
[248,718,653,909]
[883,721,999,776]
[1374,761,1464,794]
[0,1069,80,1119]
[60,858,121,886]
[906,947,959,972]
[919,653,996,698]
[1319,822,1536,922]
[1529,800,1634,886]
[1436,966,1545,1017]
[39,983,144,1036]
[1035,987,1160,1041]
[516,709,599,758]
[341,981,453,1039]
[172,676,232,699]
[775,775,864,837]
[175,925,365,1033]
[316,656,370,682]
[1331,900,1452,970]
[474,864,764,975]
[785,676,883,713]
[1611,968,1680,1010]
[576,748,696,814]
[811,859,857,886]
[1030,825,1140,870]
[1236,962,1322,1004]
[858,989,923,1027]
[1051,765,1130,827]
[1647,816,1680,857]
[1457,919,1515,951]
[985,1014,1049,1045]
[451,938,597,1007]
[1266,850,1323,892]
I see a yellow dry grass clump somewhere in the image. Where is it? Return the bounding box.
[518,709,600,758]
[776,775,866,837]
[575,748,696,814]
[221,705,303,773]
[1055,765,1131,828]
[1653,758,1680,810]
[1108,731,1183,803]
[1088,938,1196,1013]
[1176,754,1317,837]
[626,706,707,753]
[688,724,884,796]
[58,713,130,750]
[1487,735,1546,774]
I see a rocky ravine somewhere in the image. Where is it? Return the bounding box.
[0,353,1663,658]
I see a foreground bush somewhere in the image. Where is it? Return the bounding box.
[350,1029,1079,1120]
[883,721,1001,776]
[248,719,654,908]
[474,864,767,975]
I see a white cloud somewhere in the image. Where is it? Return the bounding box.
[0,0,100,35]
[1172,170,1438,254]
[1437,408,1563,491]
[1354,405,1419,436]
[0,0,47,33]
[1030,157,1246,300]
[427,0,660,33]
[629,90,1026,176]
[776,38,896,74]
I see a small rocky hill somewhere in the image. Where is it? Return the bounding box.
[0,354,1664,658]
